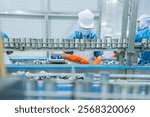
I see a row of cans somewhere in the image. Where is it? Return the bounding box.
[142,38,150,48]
[3,38,129,49]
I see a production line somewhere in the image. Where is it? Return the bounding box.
[4,38,150,66]
[3,37,150,101]
[2,37,150,100]
[4,37,150,76]
[10,58,118,65]
[0,0,150,101]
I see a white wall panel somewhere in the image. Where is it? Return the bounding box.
[138,0,150,17]
[0,0,44,11]
[0,16,44,38]
[49,0,99,12]
[49,17,98,38]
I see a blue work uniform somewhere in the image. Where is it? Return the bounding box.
[66,29,103,58]
[0,32,12,64]
[135,27,150,64]
[0,32,9,39]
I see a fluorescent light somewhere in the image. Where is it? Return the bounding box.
[102,22,107,26]
[109,0,118,4]
[4,12,8,14]
[16,10,23,14]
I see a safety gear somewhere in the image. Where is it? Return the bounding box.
[135,17,150,64]
[94,51,104,57]
[79,28,92,36]
[73,50,94,63]
[0,32,9,39]
[139,20,150,30]
[138,51,150,64]
[63,53,104,64]
[92,56,104,64]
[135,28,150,42]
[137,14,150,22]
[78,9,94,29]
[66,29,103,64]
[0,32,12,64]
[137,14,150,30]
[64,9,103,64]
[110,53,117,58]
[63,53,89,64]
[67,29,98,40]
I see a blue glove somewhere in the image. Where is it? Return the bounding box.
[94,51,104,57]
[138,51,150,64]
[0,32,9,39]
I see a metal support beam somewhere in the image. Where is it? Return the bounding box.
[44,0,49,39]
[97,0,103,36]
[121,0,130,39]
[0,11,100,18]
[44,0,50,57]
[118,0,130,65]
[127,0,138,65]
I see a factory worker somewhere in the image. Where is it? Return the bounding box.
[135,14,150,64]
[62,9,104,64]
[0,32,12,64]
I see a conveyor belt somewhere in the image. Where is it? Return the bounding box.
[10,58,47,61]
[10,58,117,61]
[7,65,150,76]
[6,65,150,69]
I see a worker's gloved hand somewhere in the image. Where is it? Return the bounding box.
[62,52,89,64]
[64,51,73,55]
[92,55,105,64]
[110,54,117,58]
[62,52,70,59]
[111,50,123,58]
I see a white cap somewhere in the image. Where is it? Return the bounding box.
[137,14,150,29]
[78,9,94,29]
[137,14,150,22]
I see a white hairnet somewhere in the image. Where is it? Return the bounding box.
[78,9,94,29]
[137,14,150,21]
[138,14,150,29]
